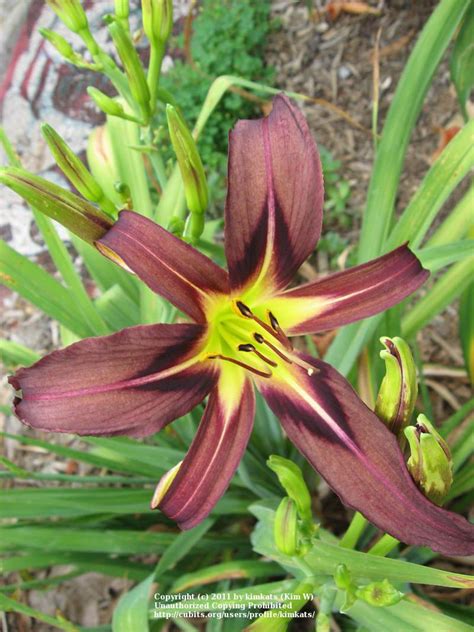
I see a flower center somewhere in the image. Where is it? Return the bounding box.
[203,299,314,379]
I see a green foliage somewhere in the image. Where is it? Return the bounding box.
[160,0,275,207]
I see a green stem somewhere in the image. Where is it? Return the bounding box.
[339,512,368,549]
[147,42,165,114]
[367,533,399,556]
[149,147,168,191]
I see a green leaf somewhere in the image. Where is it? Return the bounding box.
[402,256,474,337]
[459,280,474,382]
[0,593,79,631]
[416,240,474,272]
[427,183,474,247]
[0,339,40,367]
[357,0,471,262]
[450,2,474,119]
[0,240,93,338]
[112,574,154,632]
[95,283,141,330]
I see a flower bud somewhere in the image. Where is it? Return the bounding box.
[141,0,173,45]
[87,87,141,124]
[150,461,182,509]
[404,414,453,506]
[41,124,116,218]
[267,455,312,523]
[355,579,403,607]
[106,17,151,123]
[375,336,417,444]
[274,497,299,556]
[39,28,76,61]
[334,564,352,591]
[166,105,208,217]
[0,167,113,244]
[86,126,123,208]
[46,0,88,34]
[167,216,185,237]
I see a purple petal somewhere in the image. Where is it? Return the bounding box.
[225,94,324,295]
[10,324,216,437]
[156,370,255,529]
[97,211,229,322]
[267,245,429,335]
[258,354,474,556]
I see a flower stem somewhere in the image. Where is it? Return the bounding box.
[367,533,399,556]
[339,511,367,549]
[148,42,165,115]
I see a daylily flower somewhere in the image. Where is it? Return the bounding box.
[9,96,473,555]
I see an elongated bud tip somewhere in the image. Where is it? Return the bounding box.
[166,105,208,216]
[142,0,173,45]
[404,414,453,506]
[87,87,125,117]
[267,455,312,523]
[0,167,113,244]
[39,28,75,60]
[46,0,88,33]
[375,336,417,443]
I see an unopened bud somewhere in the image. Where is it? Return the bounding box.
[168,216,185,237]
[41,124,116,218]
[267,455,312,523]
[404,414,453,506]
[334,564,353,591]
[375,336,417,444]
[150,461,182,509]
[0,167,113,244]
[87,87,141,124]
[40,28,75,60]
[141,0,173,45]
[274,497,298,556]
[106,17,151,123]
[86,126,123,207]
[355,579,403,607]
[166,105,208,217]
[46,0,88,33]
[114,0,129,20]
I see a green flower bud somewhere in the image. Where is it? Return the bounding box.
[355,579,403,607]
[87,87,141,124]
[0,167,113,244]
[183,212,205,242]
[274,497,298,556]
[46,0,88,34]
[39,28,75,61]
[141,0,173,45]
[41,124,116,218]
[267,455,312,523]
[86,126,123,208]
[404,414,453,506]
[334,564,353,591]
[106,17,151,123]
[166,105,208,217]
[375,336,417,444]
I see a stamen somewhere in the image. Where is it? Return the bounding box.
[207,353,272,378]
[268,311,280,331]
[254,332,292,364]
[238,343,277,367]
[236,301,253,318]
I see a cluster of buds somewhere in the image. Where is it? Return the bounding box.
[375,337,453,505]
[268,456,316,557]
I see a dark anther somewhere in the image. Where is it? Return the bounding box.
[254,333,264,344]
[236,301,253,317]
[269,311,280,331]
[238,343,255,352]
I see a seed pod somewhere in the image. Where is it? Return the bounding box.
[0,167,113,244]
[356,579,404,607]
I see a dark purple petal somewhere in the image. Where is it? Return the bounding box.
[97,211,229,322]
[156,370,255,529]
[258,354,474,556]
[225,94,324,295]
[10,324,216,437]
[266,245,429,335]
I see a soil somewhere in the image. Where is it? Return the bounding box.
[1,1,471,630]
